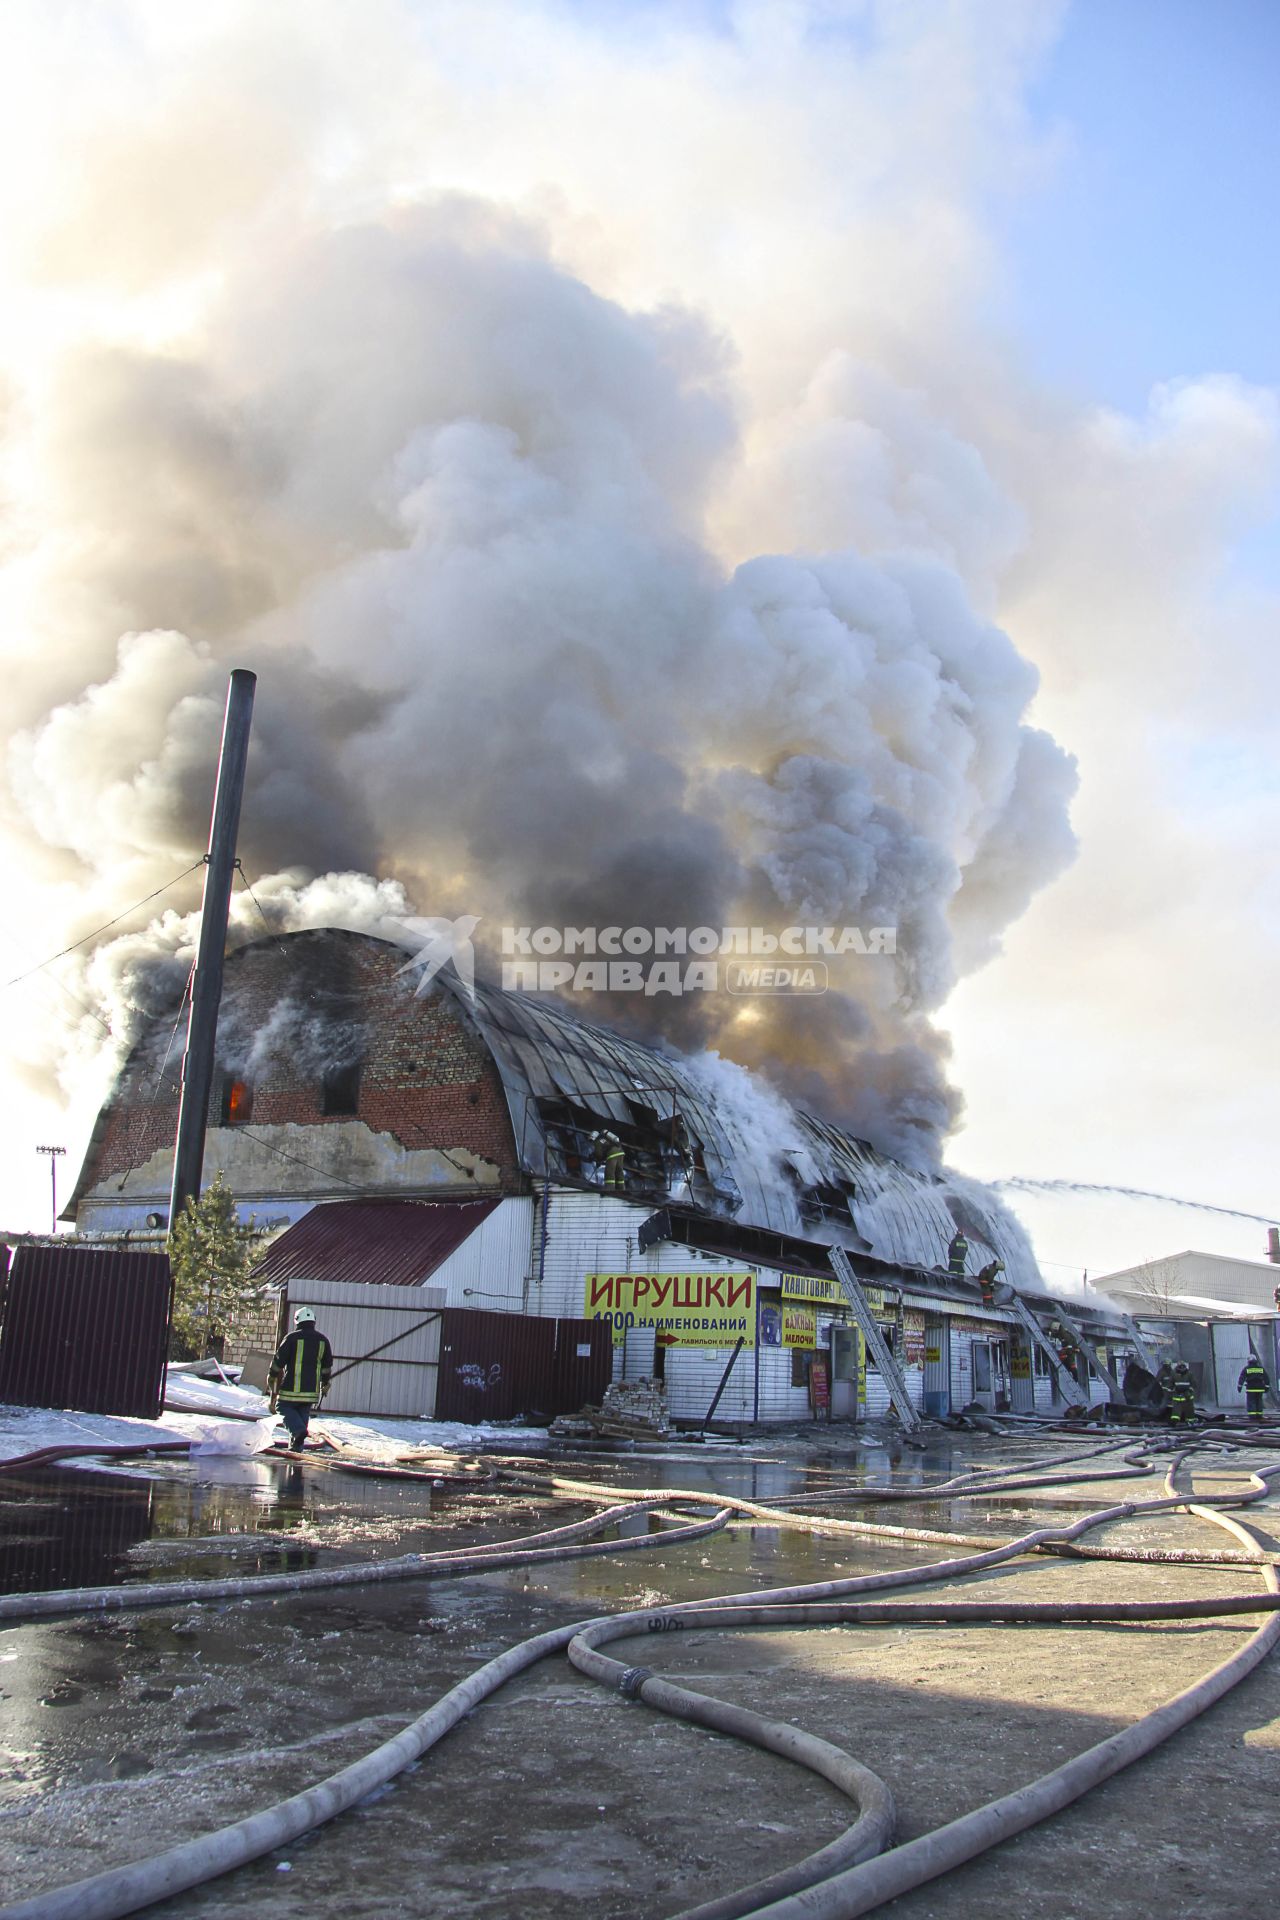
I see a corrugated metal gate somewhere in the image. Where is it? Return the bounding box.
[284,1280,445,1418]
[279,1285,613,1423]
[0,1244,173,1419]
[435,1308,612,1424]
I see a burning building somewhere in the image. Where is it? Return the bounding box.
[66,927,1133,1424]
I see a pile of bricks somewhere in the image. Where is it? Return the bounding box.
[550,1376,672,1440]
[600,1379,669,1430]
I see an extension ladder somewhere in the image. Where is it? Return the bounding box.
[1002,1293,1089,1408]
[828,1246,923,1432]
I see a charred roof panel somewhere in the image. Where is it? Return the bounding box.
[443,973,1040,1288]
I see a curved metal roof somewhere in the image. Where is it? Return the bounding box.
[74,924,1037,1289]
[445,973,1040,1288]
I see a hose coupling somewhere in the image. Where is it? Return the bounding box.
[617,1665,655,1699]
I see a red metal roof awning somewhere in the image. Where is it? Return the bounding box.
[253,1199,501,1289]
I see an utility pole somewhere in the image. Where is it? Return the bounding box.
[168,669,257,1231]
[36,1144,65,1235]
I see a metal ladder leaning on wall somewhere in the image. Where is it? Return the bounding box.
[828,1247,923,1433]
[1001,1292,1089,1409]
[1119,1314,1159,1374]
[1050,1301,1123,1403]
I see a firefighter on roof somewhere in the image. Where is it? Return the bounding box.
[947,1230,968,1279]
[978,1259,1005,1310]
[594,1130,626,1193]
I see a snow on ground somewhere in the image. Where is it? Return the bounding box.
[0,1392,552,1469]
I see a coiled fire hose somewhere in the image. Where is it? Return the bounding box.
[2,1446,1278,1920]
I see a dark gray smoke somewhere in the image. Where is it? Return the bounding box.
[6,203,1076,1165]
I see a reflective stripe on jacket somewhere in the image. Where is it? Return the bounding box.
[268,1326,333,1403]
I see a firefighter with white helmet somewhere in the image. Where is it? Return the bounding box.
[267,1306,333,1453]
[593,1130,626,1193]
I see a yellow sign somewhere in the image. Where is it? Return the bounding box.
[780,1273,844,1305]
[862,1286,885,1310]
[782,1303,818,1348]
[585,1272,757,1347]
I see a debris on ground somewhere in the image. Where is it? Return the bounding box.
[549,1377,671,1440]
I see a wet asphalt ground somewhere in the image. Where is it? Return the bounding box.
[2,1426,1279,1917]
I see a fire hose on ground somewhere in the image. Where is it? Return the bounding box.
[1,1447,1279,1920]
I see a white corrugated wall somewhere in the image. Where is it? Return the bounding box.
[666,1343,756,1423]
[526,1188,672,1318]
[425,1198,535,1311]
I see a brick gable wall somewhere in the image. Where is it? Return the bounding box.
[79,930,521,1200]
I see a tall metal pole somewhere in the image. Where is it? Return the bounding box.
[169,670,256,1228]
[36,1144,65,1235]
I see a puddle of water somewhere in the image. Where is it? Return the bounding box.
[0,1458,475,1595]
[0,1433,1096,1601]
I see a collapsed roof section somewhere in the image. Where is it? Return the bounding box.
[445,974,1039,1289]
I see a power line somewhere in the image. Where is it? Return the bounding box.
[0,926,112,1034]
[149,966,195,1099]
[233,862,290,953]
[235,1126,372,1195]
[2,861,205,990]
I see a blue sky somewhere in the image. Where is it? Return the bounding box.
[1010,0,1280,413]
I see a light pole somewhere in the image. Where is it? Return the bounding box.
[36,1144,66,1236]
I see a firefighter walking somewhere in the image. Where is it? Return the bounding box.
[1169,1360,1197,1425]
[1237,1352,1271,1422]
[268,1306,333,1453]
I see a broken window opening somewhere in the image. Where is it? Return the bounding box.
[794,1174,858,1230]
[865,1322,898,1372]
[219,1076,253,1126]
[322,1062,362,1115]
[533,1092,740,1211]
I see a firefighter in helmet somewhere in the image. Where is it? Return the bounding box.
[947,1230,969,1280]
[594,1130,626,1193]
[267,1306,333,1453]
[978,1259,1005,1310]
[1169,1360,1196,1425]
[1237,1351,1270,1422]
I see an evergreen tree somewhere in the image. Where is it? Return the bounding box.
[167,1172,265,1358]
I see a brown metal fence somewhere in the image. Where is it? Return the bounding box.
[435,1308,611,1424]
[0,1244,173,1420]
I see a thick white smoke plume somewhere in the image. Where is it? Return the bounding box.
[0,3,1085,1183]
